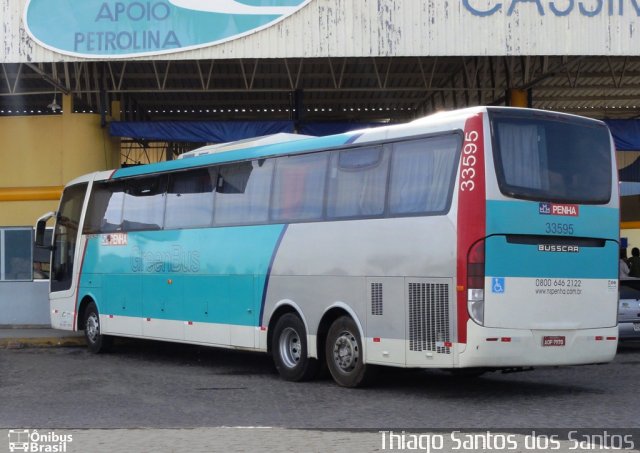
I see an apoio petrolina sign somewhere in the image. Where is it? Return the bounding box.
[23,0,312,58]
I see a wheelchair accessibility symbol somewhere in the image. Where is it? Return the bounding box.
[492,277,505,294]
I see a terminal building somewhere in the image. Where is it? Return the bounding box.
[1,0,640,324]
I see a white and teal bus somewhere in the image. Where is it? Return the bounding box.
[37,107,619,387]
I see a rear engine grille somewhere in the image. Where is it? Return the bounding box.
[408,282,450,354]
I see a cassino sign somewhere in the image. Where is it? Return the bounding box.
[462,0,640,17]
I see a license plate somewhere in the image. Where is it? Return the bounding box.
[633,323,640,332]
[542,336,565,347]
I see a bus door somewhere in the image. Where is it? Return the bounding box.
[49,183,89,329]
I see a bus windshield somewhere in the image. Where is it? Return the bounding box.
[490,112,612,204]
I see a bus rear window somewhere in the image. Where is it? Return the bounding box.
[491,113,612,204]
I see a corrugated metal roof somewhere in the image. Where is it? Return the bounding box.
[2,0,640,121]
[3,56,640,121]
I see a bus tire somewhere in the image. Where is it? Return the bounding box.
[272,313,318,382]
[325,315,372,387]
[83,302,112,354]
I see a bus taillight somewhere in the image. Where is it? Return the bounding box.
[467,239,486,326]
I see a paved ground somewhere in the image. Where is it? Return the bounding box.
[1,338,639,428]
[1,336,639,452]
[0,327,84,349]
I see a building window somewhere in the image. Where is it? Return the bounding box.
[0,228,33,281]
[33,228,52,280]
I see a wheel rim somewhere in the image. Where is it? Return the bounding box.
[278,327,302,369]
[332,330,359,372]
[86,313,99,344]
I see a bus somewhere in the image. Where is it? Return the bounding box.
[36,106,619,387]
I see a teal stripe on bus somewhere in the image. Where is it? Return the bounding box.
[486,200,618,239]
[79,224,286,326]
[485,200,618,279]
[485,236,618,279]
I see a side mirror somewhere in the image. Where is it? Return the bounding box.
[35,211,55,248]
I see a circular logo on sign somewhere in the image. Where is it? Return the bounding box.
[24,0,312,58]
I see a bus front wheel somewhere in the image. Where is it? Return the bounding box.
[325,316,372,387]
[272,313,318,381]
[83,302,111,354]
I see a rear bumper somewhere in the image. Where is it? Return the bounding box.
[458,321,618,368]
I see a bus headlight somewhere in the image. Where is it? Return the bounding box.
[468,289,484,326]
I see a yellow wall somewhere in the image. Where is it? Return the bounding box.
[0,95,120,226]
[622,228,640,252]
[617,151,640,168]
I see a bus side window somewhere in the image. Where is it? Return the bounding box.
[388,135,460,215]
[327,146,388,218]
[82,182,124,234]
[121,176,167,231]
[215,160,274,226]
[84,182,125,233]
[270,154,328,222]
[165,168,216,229]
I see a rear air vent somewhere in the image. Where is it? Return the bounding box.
[371,283,383,316]
[408,282,450,354]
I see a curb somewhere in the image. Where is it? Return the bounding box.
[0,336,86,349]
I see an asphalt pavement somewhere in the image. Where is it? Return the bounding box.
[2,330,640,452]
[0,327,85,349]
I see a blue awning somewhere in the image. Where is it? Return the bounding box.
[111,119,640,151]
[109,121,295,143]
[109,120,388,143]
[620,156,640,182]
[604,120,640,151]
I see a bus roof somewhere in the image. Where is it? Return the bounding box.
[73,106,606,185]
[178,133,315,159]
[107,109,485,181]
[111,130,359,180]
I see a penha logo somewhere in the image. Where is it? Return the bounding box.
[24,0,312,58]
[538,202,579,217]
[102,233,128,246]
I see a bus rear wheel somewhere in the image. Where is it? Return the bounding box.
[325,316,373,387]
[83,302,111,354]
[272,313,318,381]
